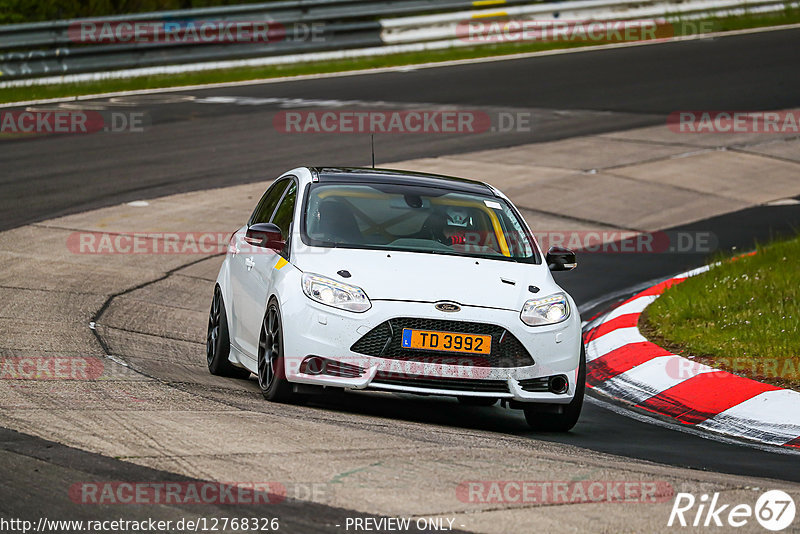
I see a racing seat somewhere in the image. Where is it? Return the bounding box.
[317,200,362,244]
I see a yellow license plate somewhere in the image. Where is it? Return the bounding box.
[401,329,491,354]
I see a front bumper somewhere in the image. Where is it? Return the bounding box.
[279,296,582,404]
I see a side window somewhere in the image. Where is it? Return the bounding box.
[250,180,288,225]
[271,181,297,242]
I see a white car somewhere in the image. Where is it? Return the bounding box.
[207,167,584,431]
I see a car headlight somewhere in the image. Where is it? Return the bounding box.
[301,273,371,313]
[520,293,570,326]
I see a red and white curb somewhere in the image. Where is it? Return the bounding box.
[582,264,800,449]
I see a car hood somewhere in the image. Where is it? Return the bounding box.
[294,247,553,311]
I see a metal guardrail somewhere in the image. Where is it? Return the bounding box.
[381,0,796,43]
[0,0,535,79]
[0,0,794,83]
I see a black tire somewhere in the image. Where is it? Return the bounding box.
[207,286,251,378]
[257,299,295,402]
[523,344,585,432]
[458,397,498,407]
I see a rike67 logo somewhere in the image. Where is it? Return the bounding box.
[669,490,796,531]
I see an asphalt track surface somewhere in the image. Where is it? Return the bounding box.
[2,26,800,524]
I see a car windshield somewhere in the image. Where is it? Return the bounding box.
[302,183,538,262]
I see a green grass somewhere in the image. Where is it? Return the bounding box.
[2,8,800,104]
[643,234,800,390]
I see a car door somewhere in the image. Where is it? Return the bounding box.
[237,179,298,359]
[229,179,288,357]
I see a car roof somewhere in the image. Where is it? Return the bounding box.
[309,167,496,196]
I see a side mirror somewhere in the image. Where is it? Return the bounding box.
[245,223,284,252]
[546,246,577,271]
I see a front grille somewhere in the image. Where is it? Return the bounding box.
[518,377,550,392]
[350,318,533,368]
[370,371,510,393]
